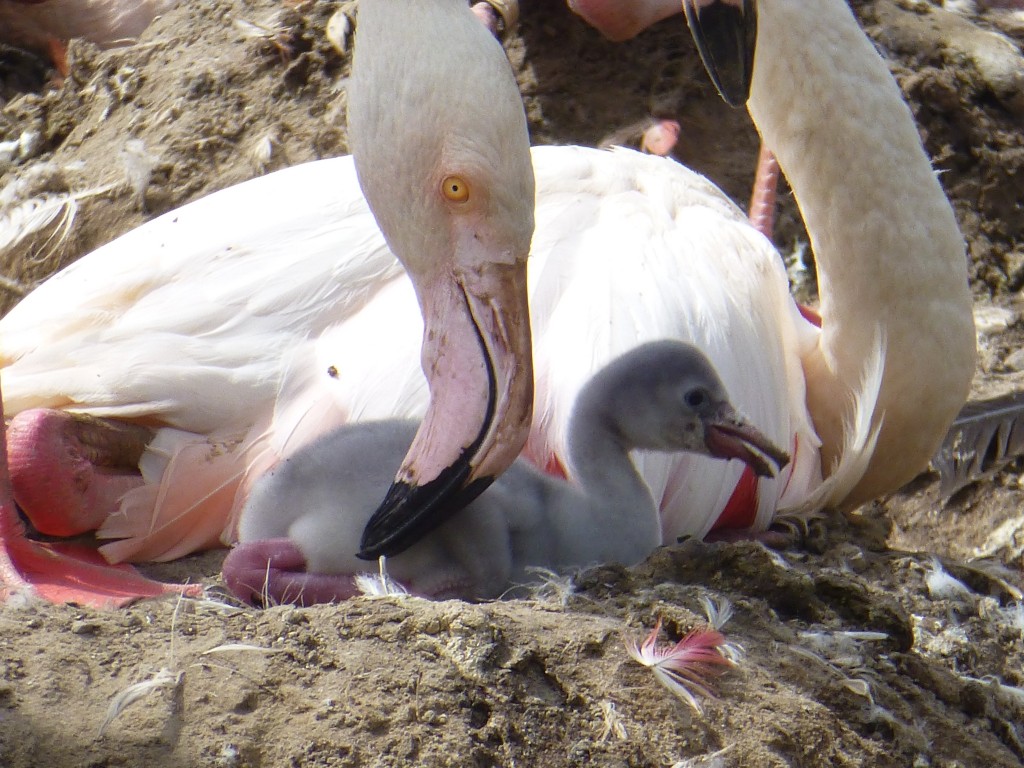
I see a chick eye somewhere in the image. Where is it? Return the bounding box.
[441,175,470,203]
[684,388,709,409]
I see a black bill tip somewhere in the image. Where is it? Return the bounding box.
[357,460,495,560]
[683,0,758,107]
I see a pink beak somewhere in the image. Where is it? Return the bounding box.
[358,258,533,560]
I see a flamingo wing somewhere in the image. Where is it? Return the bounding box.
[1,158,404,432]
[526,146,821,539]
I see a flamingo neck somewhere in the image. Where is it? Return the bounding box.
[748,0,975,504]
[554,395,662,565]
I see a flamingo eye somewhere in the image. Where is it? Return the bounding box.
[441,175,470,203]
[684,388,709,409]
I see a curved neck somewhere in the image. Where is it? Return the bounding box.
[749,0,975,503]
[550,394,662,566]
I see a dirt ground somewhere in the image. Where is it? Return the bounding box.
[1,0,1024,765]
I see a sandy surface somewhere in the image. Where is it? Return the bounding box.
[1,0,1024,765]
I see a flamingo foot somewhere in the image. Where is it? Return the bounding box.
[640,119,681,156]
[0,393,193,607]
[0,528,203,608]
[223,540,439,607]
[223,539,366,607]
[7,409,150,537]
[703,511,825,550]
[470,1,519,41]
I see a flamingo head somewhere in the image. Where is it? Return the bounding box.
[347,0,535,558]
[577,340,790,478]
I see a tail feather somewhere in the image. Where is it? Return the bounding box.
[782,329,885,516]
[932,392,1024,498]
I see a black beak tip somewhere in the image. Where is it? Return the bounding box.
[356,479,430,561]
[754,445,792,479]
[357,469,497,560]
[355,540,388,562]
[684,0,758,108]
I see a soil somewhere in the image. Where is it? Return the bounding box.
[1,0,1024,765]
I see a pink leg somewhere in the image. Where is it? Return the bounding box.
[748,143,780,241]
[224,539,444,607]
[0,397,201,607]
[223,539,365,607]
[471,3,502,36]
[751,147,823,325]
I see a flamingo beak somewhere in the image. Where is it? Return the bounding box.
[704,406,790,478]
[683,0,758,107]
[358,258,533,560]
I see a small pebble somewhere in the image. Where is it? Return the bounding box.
[70,620,101,635]
[325,9,352,55]
[1002,348,1024,371]
[973,304,1016,335]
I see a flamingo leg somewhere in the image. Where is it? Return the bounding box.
[748,145,824,328]
[43,36,68,78]
[748,143,780,241]
[568,0,682,42]
[223,539,366,607]
[0,395,201,608]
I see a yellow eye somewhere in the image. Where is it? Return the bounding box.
[441,175,470,203]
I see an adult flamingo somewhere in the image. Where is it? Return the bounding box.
[0,0,754,604]
[0,0,973,605]
[351,0,974,554]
